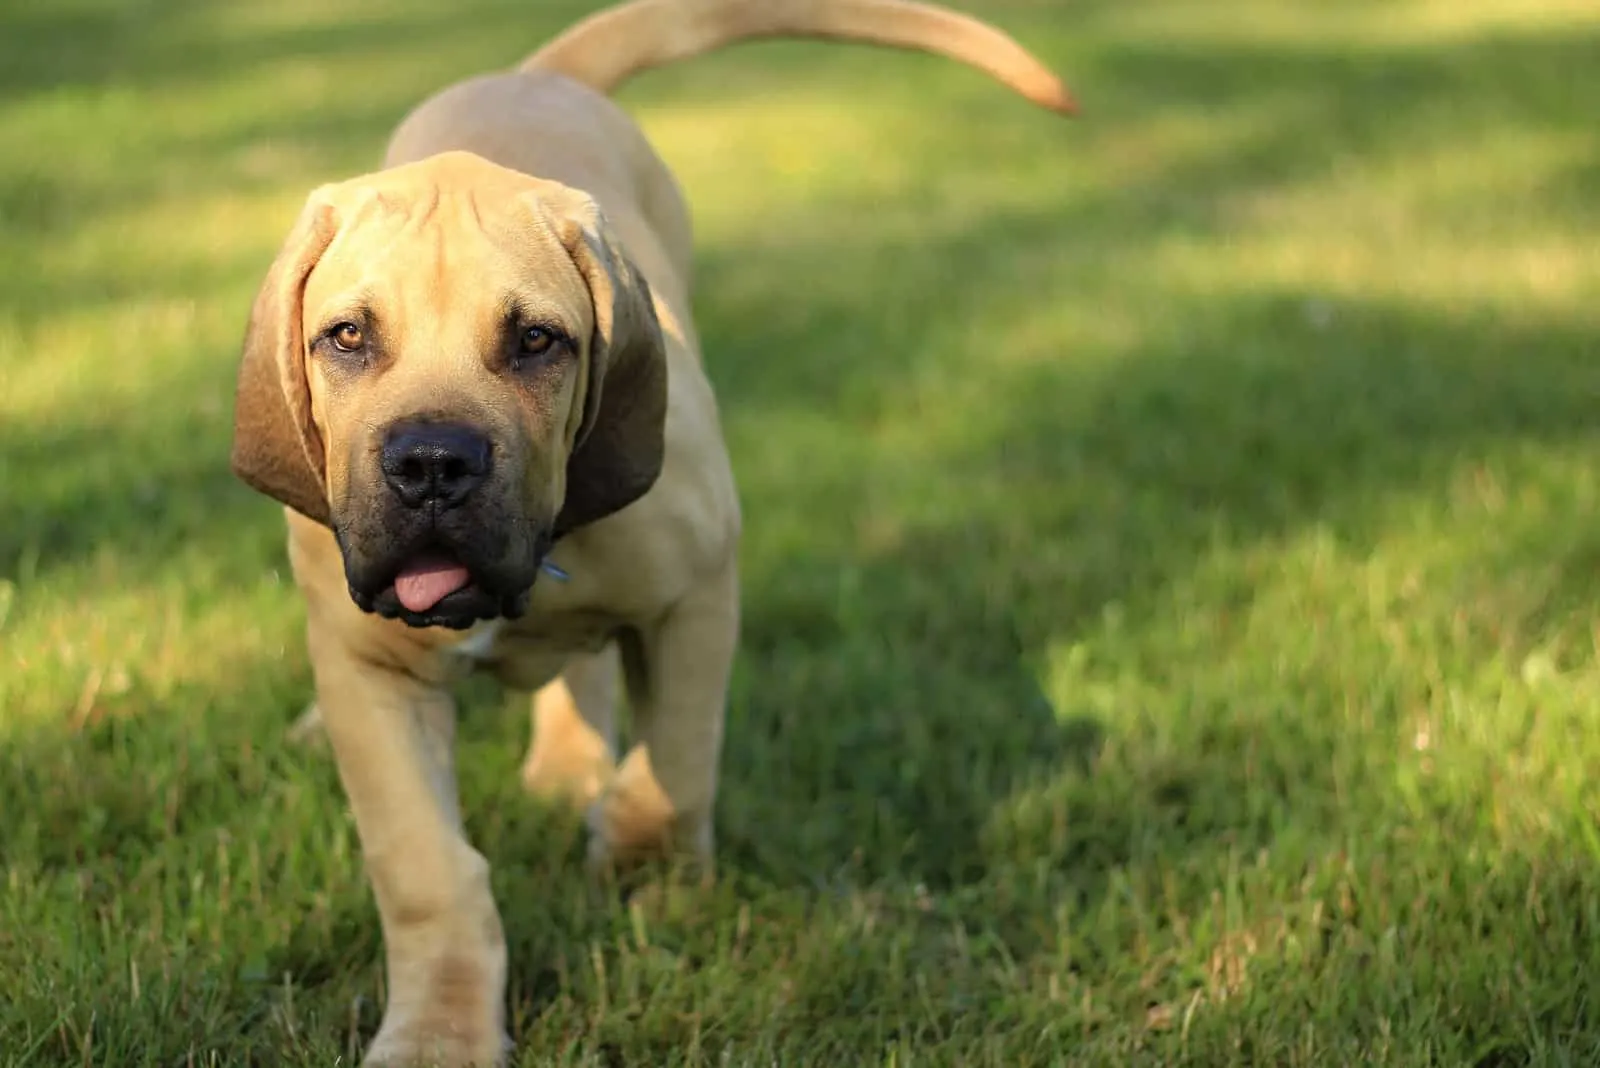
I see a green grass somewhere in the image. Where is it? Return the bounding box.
[3,0,1599,1062]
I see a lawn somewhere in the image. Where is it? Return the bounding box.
[2,0,1599,1063]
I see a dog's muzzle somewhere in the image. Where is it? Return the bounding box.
[334,419,549,630]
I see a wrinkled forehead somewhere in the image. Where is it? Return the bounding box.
[301,184,591,339]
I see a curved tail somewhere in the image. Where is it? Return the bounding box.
[521,0,1076,115]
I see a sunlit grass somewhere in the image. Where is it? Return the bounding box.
[3,0,1600,1063]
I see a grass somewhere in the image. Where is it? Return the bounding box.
[2,0,1599,1062]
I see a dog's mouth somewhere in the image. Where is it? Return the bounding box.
[346,551,533,631]
[335,508,554,630]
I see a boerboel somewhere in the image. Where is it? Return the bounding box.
[230,0,1073,1062]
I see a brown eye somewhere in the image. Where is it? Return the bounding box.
[330,322,364,352]
[520,325,556,357]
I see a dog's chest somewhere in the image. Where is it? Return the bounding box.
[446,610,619,691]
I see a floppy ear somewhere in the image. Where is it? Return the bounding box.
[230,196,340,527]
[540,189,669,538]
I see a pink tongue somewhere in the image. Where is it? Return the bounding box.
[393,560,472,613]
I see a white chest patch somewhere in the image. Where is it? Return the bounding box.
[451,619,505,662]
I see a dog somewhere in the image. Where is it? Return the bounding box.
[229,1,1072,1062]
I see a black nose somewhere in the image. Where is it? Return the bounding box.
[380,422,493,510]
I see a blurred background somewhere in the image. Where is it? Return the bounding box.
[1,0,1598,1063]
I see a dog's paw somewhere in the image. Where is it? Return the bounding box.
[590,744,678,857]
[362,1026,510,1068]
[362,952,510,1068]
[585,746,714,882]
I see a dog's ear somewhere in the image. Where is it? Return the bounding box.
[230,194,340,527]
[538,187,668,538]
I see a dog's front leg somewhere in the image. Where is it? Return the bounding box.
[594,557,739,875]
[307,616,508,1068]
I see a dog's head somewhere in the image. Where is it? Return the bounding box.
[231,151,667,629]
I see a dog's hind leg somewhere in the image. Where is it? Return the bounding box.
[521,644,621,810]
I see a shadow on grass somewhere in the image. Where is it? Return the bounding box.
[2,0,1595,892]
[2,2,1599,1059]
[708,276,1598,882]
[0,0,603,98]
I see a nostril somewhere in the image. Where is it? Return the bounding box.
[399,457,428,485]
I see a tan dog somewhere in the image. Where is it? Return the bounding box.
[230,1,1072,1063]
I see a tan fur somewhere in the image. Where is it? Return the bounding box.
[524,0,1077,113]
[229,1,1070,1063]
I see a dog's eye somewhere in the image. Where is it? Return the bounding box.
[519,325,557,357]
[330,322,365,353]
